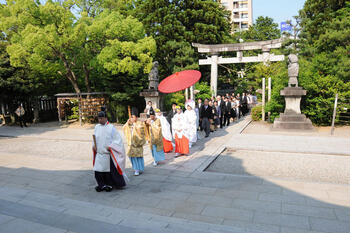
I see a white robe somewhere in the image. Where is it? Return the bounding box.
[184,109,197,143]
[93,123,126,174]
[172,113,186,139]
[157,115,172,142]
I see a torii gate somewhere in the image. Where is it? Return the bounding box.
[192,38,285,96]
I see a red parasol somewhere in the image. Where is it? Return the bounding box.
[158,70,201,93]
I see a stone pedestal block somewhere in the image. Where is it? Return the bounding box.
[140,90,163,120]
[273,87,313,130]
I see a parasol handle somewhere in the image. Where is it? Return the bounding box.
[128,105,131,119]
[93,135,97,151]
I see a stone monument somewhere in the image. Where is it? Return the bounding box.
[273,54,313,130]
[140,61,162,118]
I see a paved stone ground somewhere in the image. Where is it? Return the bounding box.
[0,117,350,233]
[206,150,350,184]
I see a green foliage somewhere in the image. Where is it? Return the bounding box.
[291,0,350,125]
[299,0,347,46]
[164,92,186,111]
[262,62,288,122]
[107,101,128,123]
[0,0,156,98]
[298,58,350,125]
[67,100,79,120]
[251,105,262,121]
[195,82,212,100]
[135,0,232,77]
[240,16,281,42]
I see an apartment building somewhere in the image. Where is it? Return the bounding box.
[220,0,253,32]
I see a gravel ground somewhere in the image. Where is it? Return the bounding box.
[206,149,350,184]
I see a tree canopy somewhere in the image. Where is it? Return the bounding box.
[240,16,281,41]
[0,0,156,94]
[134,0,232,77]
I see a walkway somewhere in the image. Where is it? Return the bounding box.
[0,117,350,233]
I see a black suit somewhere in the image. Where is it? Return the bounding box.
[200,105,213,137]
[223,101,231,126]
[217,100,224,128]
[167,110,176,131]
[241,96,248,116]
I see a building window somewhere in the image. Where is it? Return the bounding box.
[240,3,248,8]
[241,23,248,29]
[241,13,248,19]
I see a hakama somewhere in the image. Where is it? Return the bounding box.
[163,138,173,153]
[129,157,145,172]
[174,134,189,154]
[151,145,165,162]
[157,114,173,153]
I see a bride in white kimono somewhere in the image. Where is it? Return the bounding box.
[184,100,197,148]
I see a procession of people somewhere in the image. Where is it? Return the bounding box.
[92,93,255,192]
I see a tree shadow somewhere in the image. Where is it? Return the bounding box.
[0,116,349,232]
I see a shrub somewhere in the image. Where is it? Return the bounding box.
[164,92,186,110]
[251,105,262,121]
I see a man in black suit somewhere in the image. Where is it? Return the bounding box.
[197,98,203,130]
[167,103,177,131]
[200,99,213,137]
[223,97,231,126]
[216,95,224,128]
[236,93,241,119]
[241,92,248,116]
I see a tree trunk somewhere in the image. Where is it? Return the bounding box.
[58,51,81,93]
[69,77,81,94]
[83,63,92,94]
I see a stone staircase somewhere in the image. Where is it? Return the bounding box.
[0,186,268,233]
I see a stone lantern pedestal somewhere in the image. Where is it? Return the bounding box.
[273,87,313,130]
[139,90,162,119]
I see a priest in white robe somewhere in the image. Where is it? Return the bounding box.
[93,111,127,192]
[156,109,173,153]
[184,100,197,148]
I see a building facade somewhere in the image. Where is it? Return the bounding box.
[220,0,253,32]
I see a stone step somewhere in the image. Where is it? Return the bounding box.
[273,119,313,130]
[0,186,268,233]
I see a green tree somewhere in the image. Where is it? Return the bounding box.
[134,0,232,77]
[240,16,281,41]
[299,0,347,46]
[264,0,350,125]
[0,0,155,95]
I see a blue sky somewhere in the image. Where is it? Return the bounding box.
[0,0,306,26]
[253,0,306,25]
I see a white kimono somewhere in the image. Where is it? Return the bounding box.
[184,109,197,144]
[172,113,186,139]
[93,122,126,175]
[157,115,173,142]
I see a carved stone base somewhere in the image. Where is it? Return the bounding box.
[140,89,163,117]
[272,87,313,130]
[273,113,313,130]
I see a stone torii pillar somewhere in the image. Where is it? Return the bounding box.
[210,54,218,95]
[192,39,285,97]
